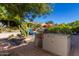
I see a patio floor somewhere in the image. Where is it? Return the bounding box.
[9,43,55,56]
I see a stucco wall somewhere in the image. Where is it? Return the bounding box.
[43,33,70,56]
[71,35,79,48]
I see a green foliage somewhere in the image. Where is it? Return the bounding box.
[0,20,21,27]
[32,24,41,30]
[46,21,54,24]
[27,22,34,28]
[26,22,41,30]
[71,26,79,32]
[47,21,79,34]
[0,3,52,36]
[0,3,52,21]
[68,20,79,26]
[68,20,79,32]
[47,24,72,34]
[19,22,29,37]
[0,5,8,20]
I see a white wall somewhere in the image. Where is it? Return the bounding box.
[43,33,70,56]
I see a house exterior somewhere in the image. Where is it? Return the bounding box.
[41,23,55,28]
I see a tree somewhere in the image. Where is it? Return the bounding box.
[68,20,79,26]
[0,4,52,21]
[46,21,54,24]
[0,3,52,36]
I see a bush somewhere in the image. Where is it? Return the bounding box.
[48,26,60,33]
[47,24,72,34]
[71,26,79,33]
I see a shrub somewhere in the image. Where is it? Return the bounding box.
[71,26,79,33]
[47,24,72,34]
[48,26,60,33]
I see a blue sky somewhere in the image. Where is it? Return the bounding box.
[34,3,79,24]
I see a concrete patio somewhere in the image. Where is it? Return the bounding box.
[8,42,55,56]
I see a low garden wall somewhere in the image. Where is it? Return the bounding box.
[70,34,79,48]
[42,33,71,56]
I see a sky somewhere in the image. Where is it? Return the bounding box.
[34,3,79,24]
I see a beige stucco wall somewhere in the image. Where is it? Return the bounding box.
[43,33,70,56]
